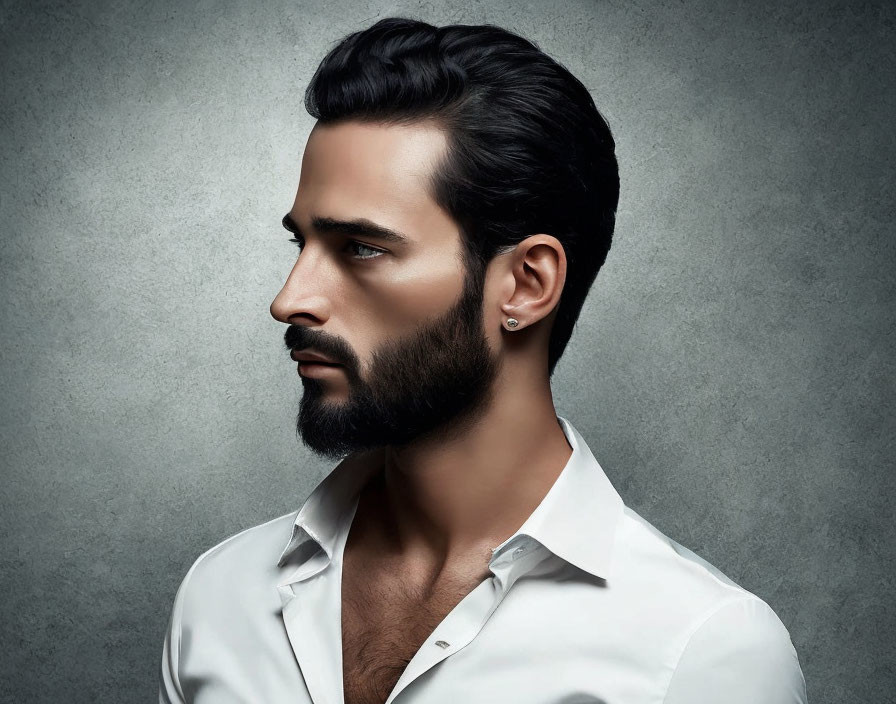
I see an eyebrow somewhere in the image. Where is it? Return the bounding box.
[281,213,410,246]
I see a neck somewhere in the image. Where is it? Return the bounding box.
[367,366,572,575]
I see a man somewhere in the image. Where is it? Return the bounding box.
[160,17,807,704]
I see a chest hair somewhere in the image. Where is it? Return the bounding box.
[341,568,486,704]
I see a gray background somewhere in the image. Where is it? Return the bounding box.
[1,0,893,701]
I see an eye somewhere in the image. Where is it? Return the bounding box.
[289,237,385,261]
[346,241,386,260]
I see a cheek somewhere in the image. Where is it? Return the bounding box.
[350,256,465,350]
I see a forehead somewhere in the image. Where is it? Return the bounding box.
[293,120,458,248]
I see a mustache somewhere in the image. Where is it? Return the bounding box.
[283,325,356,368]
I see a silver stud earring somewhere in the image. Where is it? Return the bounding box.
[505,318,519,329]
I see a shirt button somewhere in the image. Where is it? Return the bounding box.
[435,640,450,648]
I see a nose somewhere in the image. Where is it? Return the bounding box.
[269,248,332,326]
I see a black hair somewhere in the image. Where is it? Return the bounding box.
[305,17,620,377]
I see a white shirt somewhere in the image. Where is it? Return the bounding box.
[160,416,807,703]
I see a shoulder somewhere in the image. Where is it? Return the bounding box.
[614,505,774,616]
[662,596,807,703]
[171,510,299,614]
[612,507,807,702]
[160,511,300,702]
[186,510,299,576]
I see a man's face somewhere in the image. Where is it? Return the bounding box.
[270,120,501,459]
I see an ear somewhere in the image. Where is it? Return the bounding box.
[500,235,567,331]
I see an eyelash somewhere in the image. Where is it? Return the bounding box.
[288,237,385,261]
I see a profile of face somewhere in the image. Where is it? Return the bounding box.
[270,121,502,460]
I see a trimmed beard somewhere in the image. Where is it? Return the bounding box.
[284,269,499,460]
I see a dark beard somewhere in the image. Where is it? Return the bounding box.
[283,272,499,460]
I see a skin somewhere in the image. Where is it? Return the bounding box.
[270,119,573,588]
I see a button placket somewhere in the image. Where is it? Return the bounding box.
[385,575,505,704]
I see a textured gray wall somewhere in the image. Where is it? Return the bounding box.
[1,0,893,701]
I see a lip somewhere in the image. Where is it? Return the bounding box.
[297,361,344,378]
[290,349,342,365]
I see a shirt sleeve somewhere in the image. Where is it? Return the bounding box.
[663,597,808,704]
[159,571,190,704]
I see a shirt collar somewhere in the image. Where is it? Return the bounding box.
[277,416,624,581]
[505,416,624,579]
[277,447,383,568]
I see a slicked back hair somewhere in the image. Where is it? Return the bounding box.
[305,17,620,377]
